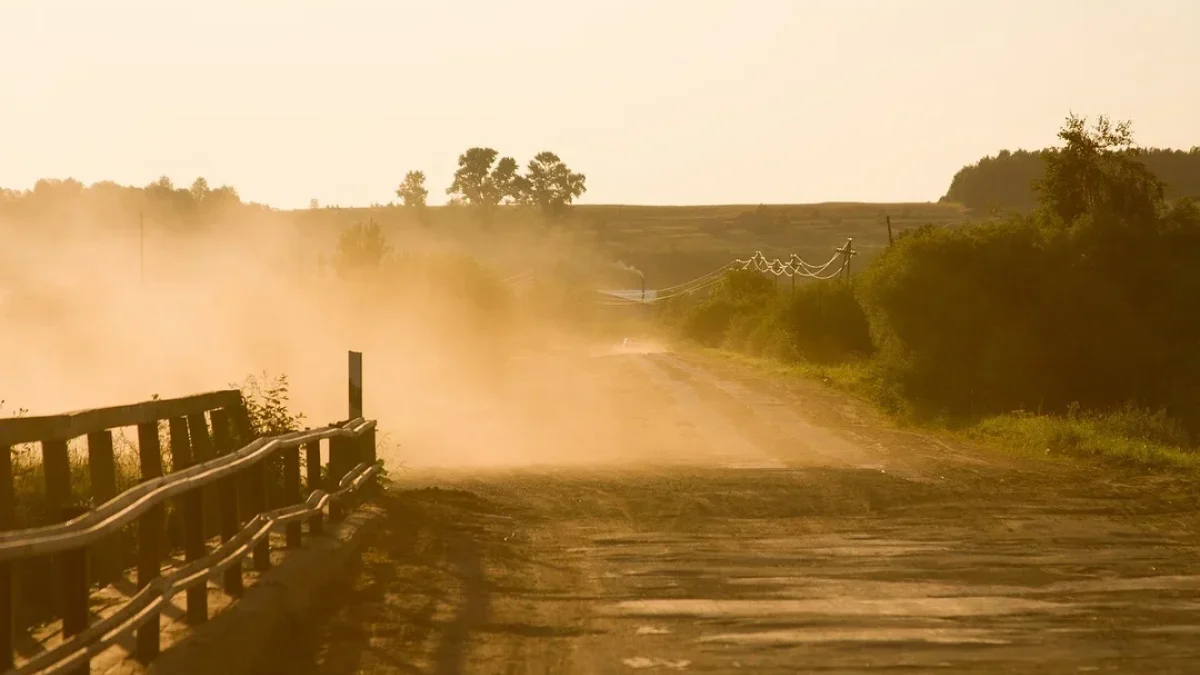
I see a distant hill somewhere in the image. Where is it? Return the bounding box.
[942,147,1200,213]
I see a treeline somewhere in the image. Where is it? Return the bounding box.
[669,115,1200,456]
[1,145,587,231]
[0,175,262,230]
[943,145,1200,213]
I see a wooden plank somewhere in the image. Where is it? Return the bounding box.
[86,432,117,507]
[327,436,349,523]
[0,390,242,446]
[58,506,89,675]
[168,418,193,471]
[348,351,363,419]
[0,445,12,671]
[86,431,120,586]
[186,413,219,541]
[42,440,73,516]
[210,410,243,598]
[167,419,191,549]
[229,405,254,528]
[170,418,207,623]
[282,445,301,548]
[135,422,164,661]
[304,440,323,536]
[186,414,214,462]
[247,460,270,571]
[0,447,12,532]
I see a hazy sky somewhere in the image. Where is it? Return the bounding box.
[1,0,1196,208]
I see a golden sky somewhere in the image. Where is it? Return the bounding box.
[1,0,1195,208]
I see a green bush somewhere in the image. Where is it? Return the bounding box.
[661,115,1200,463]
[675,269,778,346]
[855,208,1200,426]
[855,218,1059,416]
[774,279,872,364]
[682,297,741,346]
[674,269,870,365]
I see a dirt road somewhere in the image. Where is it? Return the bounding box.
[282,348,1200,674]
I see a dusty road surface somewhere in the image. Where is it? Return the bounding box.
[280,347,1200,674]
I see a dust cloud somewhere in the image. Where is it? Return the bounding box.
[0,204,675,471]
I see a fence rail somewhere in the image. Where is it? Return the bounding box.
[0,369,381,675]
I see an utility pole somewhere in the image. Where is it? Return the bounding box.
[348,350,363,419]
[836,238,856,283]
[845,238,855,281]
[886,215,894,247]
[139,212,145,285]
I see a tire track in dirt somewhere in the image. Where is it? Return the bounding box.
[626,354,787,469]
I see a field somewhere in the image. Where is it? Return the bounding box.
[286,201,971,287]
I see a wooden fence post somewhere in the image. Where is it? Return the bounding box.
[135,421,164,662]
[186,413,219,540]
[59,505,89,675]
[228,403,270,571]
[248,458,270,572]
[0,444,14,672]
[167,419,192,551]
[349,351,363,420]
[42,439,72,515]
[362,426,377,495]
[42,438,73,650]
[170,418,207,625]
[86,431,120,587]
[283,443,302,548]
[327,436,347,524]
[210,410,243,597]
[304,440,323,536]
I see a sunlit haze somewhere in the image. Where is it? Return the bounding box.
[2,0,1196,208]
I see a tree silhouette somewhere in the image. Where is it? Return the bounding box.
[525,151,586,220]
[446,148,520,226]
[333,219,391,278]
[396,170,429,209]
[1036,114,1164,225]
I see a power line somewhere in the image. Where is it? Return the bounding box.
[503,237,858,306]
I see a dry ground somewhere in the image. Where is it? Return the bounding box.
[277,347,1200,674]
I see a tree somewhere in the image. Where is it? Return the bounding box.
[445,147,521,225]
[189,177,210,204]
[396,170,429,209]
[333,219,391,278]
[524,151,586,220]
[205,185,240,211]
[145,175,174,200]
[1035,114,1165,225]
[491,157,528,205]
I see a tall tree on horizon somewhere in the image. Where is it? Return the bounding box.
[396,170,429,209]
[1036,114,1164,225]
[524,151,586,220]
[446,147,521,226]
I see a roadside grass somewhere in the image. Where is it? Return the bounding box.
[690,346,1200,472]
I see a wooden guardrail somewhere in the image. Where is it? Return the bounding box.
[0,365,381,675]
